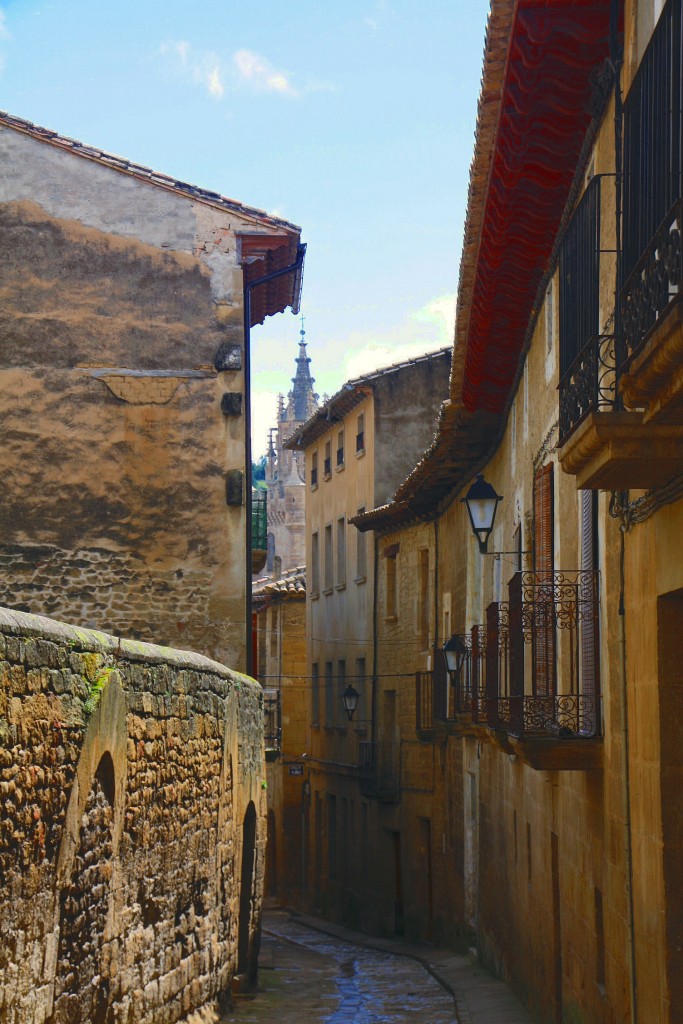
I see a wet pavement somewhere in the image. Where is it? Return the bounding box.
[221,910,457,1024]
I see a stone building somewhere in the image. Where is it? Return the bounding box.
[264,322,319,577]
[284,348,451,918]
[0,111,304,671]
[279,1,683,1022]
[252,566,307,904]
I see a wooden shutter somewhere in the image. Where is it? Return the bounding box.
[533,463,556,695]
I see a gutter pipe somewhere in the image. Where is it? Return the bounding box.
[243,242,307,677]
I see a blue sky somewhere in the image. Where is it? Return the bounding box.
[0,0,490,454]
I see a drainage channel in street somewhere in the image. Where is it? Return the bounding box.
[221,911,457,1024]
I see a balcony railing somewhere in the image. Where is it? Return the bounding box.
[620,0,683,364]
[559,333,619,443]
[620,198,683,367]
[263,689,281,753]
[358,739,399,801]
[461,572,600,739]
[557,175,619,445]
[415,670,434,731]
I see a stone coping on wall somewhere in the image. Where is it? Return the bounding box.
[0,604,257,687]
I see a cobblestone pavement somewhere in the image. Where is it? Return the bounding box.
[221,909,457,1024]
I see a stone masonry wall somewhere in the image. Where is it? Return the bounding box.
[0,607,266,1024]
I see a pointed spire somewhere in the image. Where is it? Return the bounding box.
[290,314,318,421]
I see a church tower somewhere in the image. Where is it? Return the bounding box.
[264,319,319,576]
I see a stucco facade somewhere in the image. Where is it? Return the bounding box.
[0,113,303,671]
[283,349,451,921]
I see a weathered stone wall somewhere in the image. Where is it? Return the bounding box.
[0,607,266,1024]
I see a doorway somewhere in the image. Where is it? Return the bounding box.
[237,802,257,981]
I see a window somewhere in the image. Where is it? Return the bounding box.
[324,524,333,592]
[324,440,331,478]
[546,280,555,353]
[311,531,320,595]
[336,429,344,468]
[269,606,277,658]
[325,661,334,725]
[311,451,318,487]
[385,544,399,618]
[356,413,365,453]
[418,549,429,650]
[312,662,320,726]
[356,508,367,580]
[337,659,346,727]
[336,517,346,587]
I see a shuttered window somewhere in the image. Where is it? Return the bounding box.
[533,463,556,695]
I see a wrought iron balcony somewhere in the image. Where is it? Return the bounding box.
[263,688,281,757]
[484,570,601,746]
[620,199,683,368]
[559,334,619,443]
[358,739,399,801]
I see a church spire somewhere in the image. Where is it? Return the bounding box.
[290,315,318,422]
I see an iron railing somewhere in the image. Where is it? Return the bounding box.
[620,0,683,363]
[252,491,267,550]
[559,334,620,442]
[358,739,399,800]
[620,198,683,366]
[469,571,600,737]
[263,689,281,751]
[557,175,619,444]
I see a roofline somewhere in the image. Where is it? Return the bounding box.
[285,346,452,451]
[0,110,301,235]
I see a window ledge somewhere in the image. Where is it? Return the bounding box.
[323,587,334,596]
[323,473,332,482]
[311,592,320,601]
[335,582,346,591]
[310,482,318,492]
[354,575,367,585]
[385,614,398,623]
[335,463,345,473]
[355,449,366,459]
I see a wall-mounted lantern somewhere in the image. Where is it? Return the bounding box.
[443,634,468,679]
[462,473,503,553]
[341,683,361,721]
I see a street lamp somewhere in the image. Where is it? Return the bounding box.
[462,473,503,553]
[443,634,468,678]
[341,683,361,721]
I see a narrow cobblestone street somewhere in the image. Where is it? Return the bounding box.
[221,910,457,1024]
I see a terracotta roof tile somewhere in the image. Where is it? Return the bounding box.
[0,110,301,234]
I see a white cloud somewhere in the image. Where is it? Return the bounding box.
[251,389,280,458]
[233,49,298,97]
[159,40,224,100]
[342,294,455,381]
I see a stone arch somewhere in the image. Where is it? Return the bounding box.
[50,670,127,1024]
[237,801,258,983]
[51,755,115,1023]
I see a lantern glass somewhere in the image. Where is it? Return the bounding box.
[444,634,468,676]
[341,683,360,721]
[462,474,502,552]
